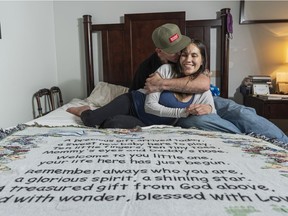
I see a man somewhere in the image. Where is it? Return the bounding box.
[106,23,288,143]
[130,24,210,95]
[101,23,211,128]
[130,23,213,116]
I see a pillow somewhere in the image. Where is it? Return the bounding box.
[86,82,129,107]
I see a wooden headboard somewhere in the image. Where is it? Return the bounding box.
[83,8,232,98]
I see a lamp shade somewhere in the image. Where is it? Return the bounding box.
[276,72,288,83]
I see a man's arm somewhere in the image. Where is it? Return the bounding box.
[144,72,210,94]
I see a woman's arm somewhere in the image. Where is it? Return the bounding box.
[186,90,216,115]
[144,91,189,118]
[145,89,215,118]
[144,65,189,118]
[144,64,214,118]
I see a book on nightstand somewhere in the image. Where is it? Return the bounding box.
[257,94,288,100]
[248,75,272,84]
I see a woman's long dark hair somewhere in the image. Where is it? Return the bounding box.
[174,39,208,79]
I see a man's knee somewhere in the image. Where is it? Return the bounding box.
[176,114,241,134]
[176,115,214,128]
[215,97,256,117]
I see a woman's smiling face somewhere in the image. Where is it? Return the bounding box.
[179,43,203,76]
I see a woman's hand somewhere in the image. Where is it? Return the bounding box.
[186,104,212,116]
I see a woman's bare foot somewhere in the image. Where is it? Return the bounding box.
[66,105,90,117]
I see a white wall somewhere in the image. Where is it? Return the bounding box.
[0,1,57,128]
[1,1,288,129]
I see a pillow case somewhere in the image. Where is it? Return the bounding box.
[86,82,129,107]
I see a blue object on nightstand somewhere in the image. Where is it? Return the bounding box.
[210,84,220,96]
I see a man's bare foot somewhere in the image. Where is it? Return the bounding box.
[66,105,90,117]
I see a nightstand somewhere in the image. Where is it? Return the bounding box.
[244,95,288,119]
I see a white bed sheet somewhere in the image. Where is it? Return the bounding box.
[26,98,96,127]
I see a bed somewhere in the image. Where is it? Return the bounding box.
[1,9,287,216]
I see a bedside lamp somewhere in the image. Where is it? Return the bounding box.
[276,72,288,93]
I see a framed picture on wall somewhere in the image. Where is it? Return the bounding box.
[239,0,288,24]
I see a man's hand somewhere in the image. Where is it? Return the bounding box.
[186,104,212,116]
[144,73,163,93]
[145,72,210,94]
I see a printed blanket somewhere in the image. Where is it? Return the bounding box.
[0,126,287,215]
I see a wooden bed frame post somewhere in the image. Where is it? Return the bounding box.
[220,8,230,98]
[83,15,95,96]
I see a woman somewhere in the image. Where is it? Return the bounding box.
[67,39,214,128]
